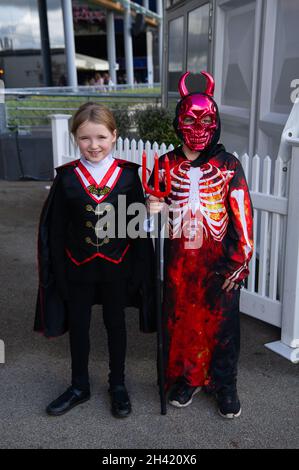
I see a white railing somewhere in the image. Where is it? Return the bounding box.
[49,106,299,363]
[235,152,288,328]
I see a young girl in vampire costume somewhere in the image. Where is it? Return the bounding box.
[147,71,253,418]
[35,102,155,418]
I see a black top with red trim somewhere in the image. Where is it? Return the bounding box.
[50,158,145,286]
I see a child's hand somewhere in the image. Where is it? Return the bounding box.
[221,278,239,292]
[146,195,165,214]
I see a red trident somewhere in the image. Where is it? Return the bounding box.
[142,150,171,416]
[142,151,171,198]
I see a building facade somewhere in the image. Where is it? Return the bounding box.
[0,0,160,88]
[0,0,66,87]
[163,0,299,159]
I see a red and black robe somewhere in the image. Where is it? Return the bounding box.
[149,144,253,392]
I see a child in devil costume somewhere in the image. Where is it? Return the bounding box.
[35,102,155,418]
[147,71,253,418]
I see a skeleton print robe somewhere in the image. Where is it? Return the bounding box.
[149,144,253,392]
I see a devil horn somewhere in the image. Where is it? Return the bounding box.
[201,71,215,97]
[178,71,190,98]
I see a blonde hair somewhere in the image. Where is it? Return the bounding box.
[71,102,117,138]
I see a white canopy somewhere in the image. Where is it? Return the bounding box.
[75,53,119,71]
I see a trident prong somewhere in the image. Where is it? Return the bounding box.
[142,151,171,198]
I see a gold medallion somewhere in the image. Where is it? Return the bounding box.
[87,185,111,197]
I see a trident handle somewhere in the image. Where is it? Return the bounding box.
[141,150,172,416]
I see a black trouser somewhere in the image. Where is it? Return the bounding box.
[67,280,127,391]
[205,274,241,394]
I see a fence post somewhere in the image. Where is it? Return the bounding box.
[0,104,6,134]
[49,114,72,176]
[0,78,6,133]
[265,139,299,363]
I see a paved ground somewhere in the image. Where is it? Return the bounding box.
[0,181,298,449]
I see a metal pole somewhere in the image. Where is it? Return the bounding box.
[146,30,154,86]
[123,1,134,86]
[157,0,163,84]
[0,80,6,133]
[0,104,7,134]
[156,211,167,415]
[37,0,53,86]
[107,10,117,84]
[248,0,263,158]
[143,0,153,86]
[61,0,77,87]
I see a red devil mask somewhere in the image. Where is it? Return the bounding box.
[176,71,218,152]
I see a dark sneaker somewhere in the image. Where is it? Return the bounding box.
[109,385,132,418]
[168,382,201,408]
[216,389,241,419]
[46,386,90,416]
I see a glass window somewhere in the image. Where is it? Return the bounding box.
[271,0,299,114]
[0,0,41,51]
[0,0,67,87]
[221,122,249,156]
[185,3,209,93]
[47,0,67,86]
[221,3,255,108]
[166,0,182,6]
[168,16,184,92]
[47,0,65,49]
[187,3,209,73]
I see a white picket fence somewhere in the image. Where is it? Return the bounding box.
[49,106,299,363]
[49,114,173,172]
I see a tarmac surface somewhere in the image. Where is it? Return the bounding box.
[0,180,298,449]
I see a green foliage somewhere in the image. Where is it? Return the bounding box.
[113,107,133,139]
[134,106,180,146]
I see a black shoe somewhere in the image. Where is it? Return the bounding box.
[168,381,201,408]
[216,388,241,419]
[109,385,132,418]
[46,386,90,416]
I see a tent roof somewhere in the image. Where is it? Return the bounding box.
[75,53,119,71]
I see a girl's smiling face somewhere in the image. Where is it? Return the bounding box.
[76,120,117,163]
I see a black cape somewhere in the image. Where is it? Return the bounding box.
[34,160,156,338]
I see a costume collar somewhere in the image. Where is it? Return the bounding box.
[173,143,226,167]
[80,152,114,168]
